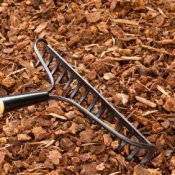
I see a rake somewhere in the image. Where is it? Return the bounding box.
[0,38,155,163]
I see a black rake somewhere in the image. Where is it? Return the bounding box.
[0,38,155,163]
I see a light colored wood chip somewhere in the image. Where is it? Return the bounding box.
[117,56,142,61]
[141,44,174,56]
[0,6,7,12]
[49,113,67,120]
[142,110,158,116]
[136,96,157,108]
[146,6,156,12]
[103,72,115,80]
[17,134,31,141]
[34,22,47,33]
[30,61,34,68]
[96,163,105,171]
[110,0,117,11]
[158,39,175,45]
[44,139,55,147]
[157,85,169,96]
[85,12,101,23]
[2,48,14,54]
[157,7,167,18]
[115,19,139,26]
[8,68,26,76]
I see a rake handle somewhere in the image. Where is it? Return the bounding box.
[0,91,49,115]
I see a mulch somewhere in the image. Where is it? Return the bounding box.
[0,0,175,174]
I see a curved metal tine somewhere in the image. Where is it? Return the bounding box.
[63,76,74,90]
[36,59,41,67]
[45,55,52,67]
[70,83,81,98]
[35,46,47,67]
[106,112,116,123]
[51,60,60,75]
[95,106,106,118]
[126,147,140,161]
[87,97,97,111]
[117,132,133,151]
[78,90,89,104]
[111,126,122,140]
[116,125,122,132]
[140,148,155,164]
[107,113,121,139]
[56,69,67,83]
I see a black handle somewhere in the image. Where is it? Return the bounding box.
[0,91,49,114]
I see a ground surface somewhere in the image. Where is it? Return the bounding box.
[0,0,175,174]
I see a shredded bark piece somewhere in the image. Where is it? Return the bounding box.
[135,96,157,108]
[115,19,139,26]
[34,22,48,33]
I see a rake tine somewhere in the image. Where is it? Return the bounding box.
[140,148,155,164]
[78,90,89,104]
[87,98,97,111]
[95,106,106,118]
[63,77,74,90]
[106,111,117,122]
[35,48,46,67]
[45,55,52,67]
[51,61,60,75]
[69,83,81,98]
[35,59,40,67]
[56,69,67,83]
[117,132,133,150]
[116,125,122,132]
[126,147,140,161]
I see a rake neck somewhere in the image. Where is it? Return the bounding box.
[0,91,49,115]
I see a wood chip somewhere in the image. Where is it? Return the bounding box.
[108,56,142,61]
[133,165,162,175]
[47,150,62,165]
[44,139,55,147]
[0,151,6,164]
[119,56,141,61]
[103,72,115,80]
[0,6,7,12]
[110,0,117,11]
[170,156,175,169]
[32,126,48,140]
[17,134,31,141]
[113,93,129,105]
[49,113,67,120]
[34,22,47,33]
[96,163,105,171]
[157,7,167,18]
[2,48,14,54]
[142,110,158,116]
[85,12,101,23]
[103,134,112,146]
[135,96,157,108]
[163,97,175,112]
[69,123,78,134]
[115,19,139,26]
[157,85,169,96]
[17,40,30,50]
[158,39,175,45]
[1,76,16,88]
[141,44,174,56]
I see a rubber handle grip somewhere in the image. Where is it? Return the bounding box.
[0,91,49,114]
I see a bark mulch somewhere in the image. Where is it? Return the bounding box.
[0,0,175,174]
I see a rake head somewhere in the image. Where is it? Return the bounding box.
[34,38,155,164]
